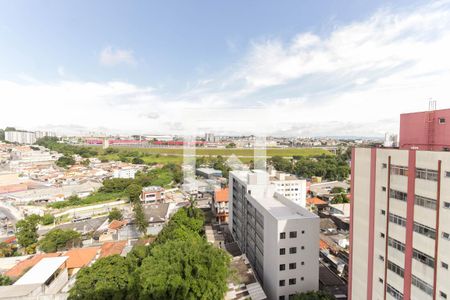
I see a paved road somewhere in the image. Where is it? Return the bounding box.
[0,206,18,224]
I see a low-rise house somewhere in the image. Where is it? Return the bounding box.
[4,253,62,280]
[64,247,100,276]
[13,256,69,295]
[211,188,229,224]
[99,241,127,258]
[140,186,165,204]
[196,168,222,179]
[99,220,127,242]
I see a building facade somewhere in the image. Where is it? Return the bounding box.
[349,148,450,300]
[229,170,319,300]
[5,131,36,144]
[269,169,307,207]
[140,186,165,204]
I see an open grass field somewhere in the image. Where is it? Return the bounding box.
[94,146,332,165]
[111,147,331,157]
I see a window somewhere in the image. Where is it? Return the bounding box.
[379,255,385,261]
[301,230,305,234]
[416,168,438,181]
[290,231,297,238]
[446,171,450,178]
[389,213,407,227]
[382,163,388,169]
[289,247,297,254]
[388,238,405,253]
[301,277,304,281]
[390,189,407,202]
[413,248,435,268]
[279,296,285,300]
[444,202,450,209]
[387,260,404,278]
[280,264,286,271]
[382,186,387,192]
[414,222,436,239]
[381,209,386,215]
[439,117,446,124]
[289,263,297,270]
[301,246,305,250]
[387,284,404,300]
[441,291,448,299]
[415,195,437,210]
[379,277,383,283]
[280,248,286,255]
[412,275,433,296]
[280,232,286,239]
[442,261,448,269]
[380,232,385,238]
[279,280,285,287]
[289,278,296,285]
[443,232,450,240]
[301,261,305,266]
[390,165,408,176]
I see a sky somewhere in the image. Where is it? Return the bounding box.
[1,0,450,137]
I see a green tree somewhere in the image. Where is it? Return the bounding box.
[138,238,230,300]
[0,242,18,257]
[69,255,135,300]
[132,157,144,164]
[126,183,142,203]
[292,290,336,300]
[330,187,346,194]
[270,156,293,173]
[133,202,147,235]
[108,208,123,222]
[226,142,236,148]
[0,274,12,286]
[15,215,40,252]
[331,194,349,204]
[56,155,76,168]
[39,229,81,253]
[41,213,55,225]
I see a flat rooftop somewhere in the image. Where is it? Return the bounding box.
[255,193,318,220]
[14,256,68,286]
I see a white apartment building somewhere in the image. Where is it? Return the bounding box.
[35,131,56,139]
[5,131,36,144]
[269,167,307,207]
[229,170,319,300]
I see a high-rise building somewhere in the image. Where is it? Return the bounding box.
[349,108,450,300]
[229,170,319,300]
[5,131,36,144]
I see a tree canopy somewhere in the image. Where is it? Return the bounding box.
[15,215,40,253]
[39,229,81,253]
[0,274,12,286]
[70,207,230,300]
[56,155,76,168]
[69,255,136,300]
[138,238,229,300]
[108,208,123,222]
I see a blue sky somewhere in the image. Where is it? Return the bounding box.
[1,0,450,136]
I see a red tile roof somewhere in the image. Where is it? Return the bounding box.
[99,241,127,258]
[65,247,100,269]
[307,197,327,205]
[5,253,62,279]
[108,220,126,230]
[214,188,229,203]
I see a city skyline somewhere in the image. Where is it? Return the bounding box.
[2,0,450,136]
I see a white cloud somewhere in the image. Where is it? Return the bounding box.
[99,46,136,66]
[4,1,450,137]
